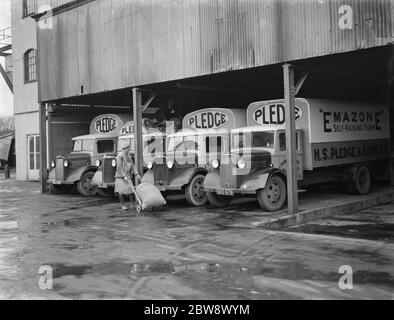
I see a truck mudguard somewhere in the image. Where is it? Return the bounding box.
[47,168,56,181]
[91,170,103,187]
[66,166,96,183]
[239,168,286,191]
[168,167,208,189]
[204,169,220,189]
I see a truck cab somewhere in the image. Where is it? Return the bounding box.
[205,98,391,212]
[48,133,117,196]
[47,114,132,197]
[204,125,303,211]
[142,108,246,206]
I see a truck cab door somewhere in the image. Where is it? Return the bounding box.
[276,130,303,180]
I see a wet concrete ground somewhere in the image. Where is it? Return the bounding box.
[0,177,393,299]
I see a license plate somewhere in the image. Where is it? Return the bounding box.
[216,188,234,196]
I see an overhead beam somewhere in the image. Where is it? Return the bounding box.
[142,93,157,112]
[283,63,298,214]
[0,62,12,93]
[294,72,308,96]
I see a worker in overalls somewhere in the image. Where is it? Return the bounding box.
[115,139,141,210]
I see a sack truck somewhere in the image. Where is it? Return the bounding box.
[92,121,166,195]
[203,98,391,211]
[142,108,246,206]
[47,114,132,197]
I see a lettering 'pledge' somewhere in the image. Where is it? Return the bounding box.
[95,117,118,133]
[187,112,229,129]
[253,104,302,125]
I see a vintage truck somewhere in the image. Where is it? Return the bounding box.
[92,121,166,195]
[47,114,132,197]
[142,108,246,206]
[204,98,391,211]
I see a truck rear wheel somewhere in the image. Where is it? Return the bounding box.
[207,192,232,208]
[77,171,98,197]
[257,175,287,212]
[185,173,207,206]
[345,164,371,195]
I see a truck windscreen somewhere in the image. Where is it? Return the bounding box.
[97,140,114,153]
[167,135,200,152]
[232,131,274,149]
[73,139,95,152]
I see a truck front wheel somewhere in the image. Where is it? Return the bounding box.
[207,192,232,208]
[185,173,207,206]
[77,171,98,197]
[345,164,371,195]
[257,175,287,212]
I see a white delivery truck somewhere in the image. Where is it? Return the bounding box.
[142,108,246,206]
[204,98,391,211]
[47,114,132,197]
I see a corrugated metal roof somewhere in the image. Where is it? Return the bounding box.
[37,0,394,102]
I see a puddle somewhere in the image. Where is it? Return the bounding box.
[50,260,224,281]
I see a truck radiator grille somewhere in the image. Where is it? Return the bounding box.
[220,161,236,188]
[55,159,65,180]
[103,158,116,184]
[154,163,168,183]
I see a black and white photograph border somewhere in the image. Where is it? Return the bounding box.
[0,0,393,302]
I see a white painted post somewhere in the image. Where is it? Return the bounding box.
[283,63,298,214]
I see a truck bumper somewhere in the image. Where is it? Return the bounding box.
[47,179,74,185]
[204,187,257,195]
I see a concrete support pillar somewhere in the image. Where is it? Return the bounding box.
[39,102,48,193]
[283,63,298,214]
[132,88,144,176]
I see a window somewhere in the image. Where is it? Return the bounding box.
[23,0,37,17]
[72,139,94,152]
[97,140,114,154]
[252,132,274,149]
[279,132,300,151]
[24,49,37,83]
[167,135,199,152]
[73,140,82,152]
[205,136,223,153]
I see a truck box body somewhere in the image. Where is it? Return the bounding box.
[247,98,391,170]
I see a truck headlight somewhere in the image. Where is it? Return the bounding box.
[111,159,116,167]
[147,161,153,169]
[51,160,55,168]
[167,159,174,169]
[64,160,69,168]
[95,159,101,167]
[237,158,246,169]
[212,159,219,169]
